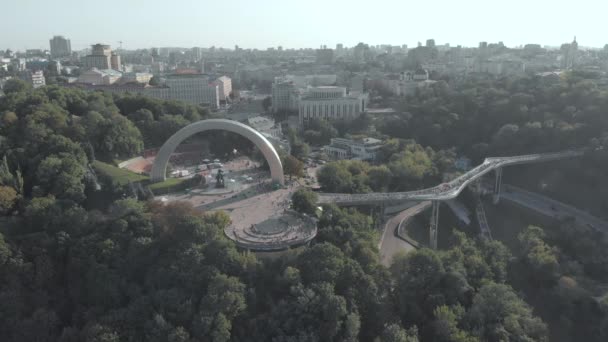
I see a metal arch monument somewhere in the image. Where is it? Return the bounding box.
[150,119,285,185]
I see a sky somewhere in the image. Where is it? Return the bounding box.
[1,0,606,51]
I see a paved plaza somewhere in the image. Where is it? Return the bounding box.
[158,157,318,251]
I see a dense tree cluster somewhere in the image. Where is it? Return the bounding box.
[390,231,546,341]
[509,224,608,341]
[0,85,209,205]
[377,72,608,159]
[291,188,317,215]
[318,141,455,193]
[2,72,608,341]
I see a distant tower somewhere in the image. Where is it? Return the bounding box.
[570,36,578,68]
[561,36,579,69]
[49,35,72,58]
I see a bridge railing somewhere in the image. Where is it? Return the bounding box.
[318,149,586,205]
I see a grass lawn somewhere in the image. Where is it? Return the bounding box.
[92,160,189,195]
[92,160,149,185]
[148,177,188,195]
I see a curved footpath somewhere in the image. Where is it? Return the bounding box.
[319,150,584,206]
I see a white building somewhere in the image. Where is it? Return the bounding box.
[246,115,290,154]
[163,74,220,108]
[298,86,367,125]
[247,116,282,138]
[271,74,338,114]
[68,74,220,109]
[214,75,232,101]
[16,70,45,88]
[25,70,46,89]
[322,137,383,161]
[78,68,122,85]
[120,72,153,84]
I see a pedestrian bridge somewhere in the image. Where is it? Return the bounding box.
[318,149,584,206]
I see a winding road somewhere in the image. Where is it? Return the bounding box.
[378,202,431,266]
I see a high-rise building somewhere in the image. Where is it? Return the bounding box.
[214,76,232,101]
[110,53,122,70]
[272,79,298,113]
[561,37,578,69]
[191,47,202,61]
[353,43,370,64]
[49,36,71,58]
[83,44,113,70]
[426,39,436,48]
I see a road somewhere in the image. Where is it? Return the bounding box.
[500,184,608,232]
[378,201,431,266]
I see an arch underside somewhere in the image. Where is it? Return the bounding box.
[151,119,285,185]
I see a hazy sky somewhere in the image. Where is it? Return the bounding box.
[1,0,606,51]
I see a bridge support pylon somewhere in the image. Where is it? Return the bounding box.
[493,167,503,204]
[430,200,440,250]
[377,203,386,229]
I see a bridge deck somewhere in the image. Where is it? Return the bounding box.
[318,150,584,206]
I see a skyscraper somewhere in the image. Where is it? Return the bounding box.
[561,37,579,69]
[49,36,71,58]
[83,44,122,71]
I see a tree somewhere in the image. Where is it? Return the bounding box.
[318,163,353,192]
[367,166,393,192]
[303,119,338,146]
[0,186,17,214]
[467,283,548,341]
[262,96,272,112]
[431,305,478,342]
[3,79,31,94]
[149,76,160,86]
[193,274,246,341]
[290,140,310,160]
[377,324,419,342]
[36,155,86,202]
[388,146,434,190]
[283,155,304,180]
[291,188,318,215]
[83,111,143,159]
[517,225,560,287]
[0,155,14,186]
[265,282,359,341]
[391,248,445,327]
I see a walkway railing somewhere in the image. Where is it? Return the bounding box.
[318,149,585,206]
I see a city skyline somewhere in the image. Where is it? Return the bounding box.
[1,0,607,51]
